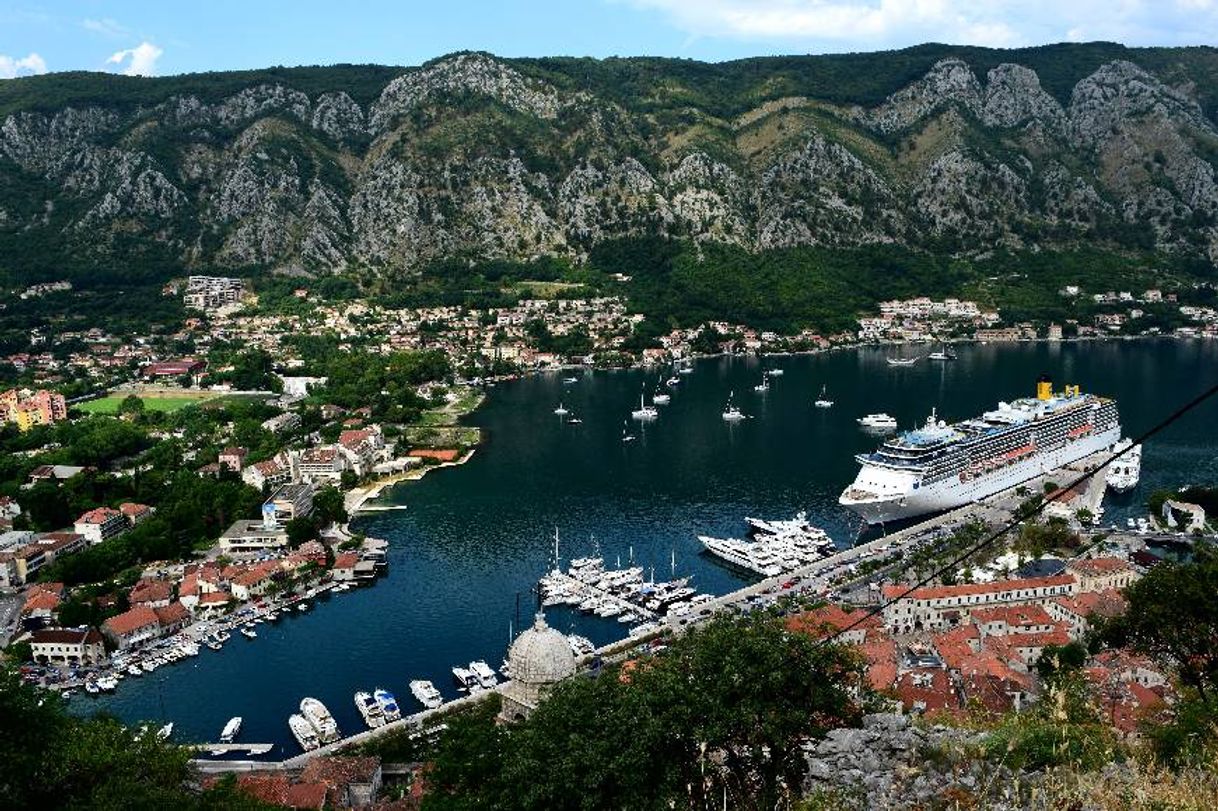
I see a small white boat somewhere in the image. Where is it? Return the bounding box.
[722,392,745,421]
[85,680,100,695]
[566,416,582,424]
[622,421,636,442]
[652,389,671,405]
[240,627,257,639]
[754,377,769,393]
[410,679,443,710]
[562,376,579,384]
[296,602,309,612]
[220,716,242,743]
[813,385,834,409]
[374,688,401,722]
[927,348,957,361]
[289,713,320,751]
[666,376,681,387]
[127,664,143,677]
[857,413,898,430]
[355,691,385,729]
[766,368,784,377]
[631,391,658,421]
[156,722,174,740]
[886,356,918,367]
[553,402,569,416]
[97,676,118,692]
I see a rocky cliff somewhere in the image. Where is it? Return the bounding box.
[2,45,1218,281]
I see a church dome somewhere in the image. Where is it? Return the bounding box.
[508,612,576,686]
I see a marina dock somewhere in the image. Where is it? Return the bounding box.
[189,743,275,756]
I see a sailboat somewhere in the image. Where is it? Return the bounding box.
[553,402,569,416]
[722,392,745,421]
[652,378,671,405]
[631,390,658,420]
[927,345,957,361]
[814,385,834,409]
[753,376,770,393]
[621,421,637,442]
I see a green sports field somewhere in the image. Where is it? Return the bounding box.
[76,394,216,414]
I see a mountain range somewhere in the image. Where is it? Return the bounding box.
[2,42,1218,286]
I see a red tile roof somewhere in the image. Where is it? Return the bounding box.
[103,605,160,635]
[786,605,882,639]
[154,601,190,628]
[76,506,123,525]
[1067,557,1134,575]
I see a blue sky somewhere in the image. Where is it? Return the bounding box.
[2,0,1218,79]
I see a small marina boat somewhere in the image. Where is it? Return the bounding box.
[216,630,231,642]
[857,413,898,430]
[813,385,834,409]
[722,392,745,422]
[97,675,118,692]
[374,688,401,722]
[296,602,309,612]
[240,627,257,639]
[766,368,784,377]
[621,421,636,442]
[300,697,340,743]
[141,660,158,673]
[469,660,499,689]
[566,635,596,657]
[927,348,957,361]
[553,402,569,416]
[563,376,579,384]
[85,679,100,695]
[289,713,320,751]
[156,722,174,740]
[631,391,658,421]
[220,716,242,743]
[753,377,770,393]
[206,640,222,651]
[127,664,143,676]
[566,416,582,424]
[355,691,386,729]
[452,666,480,691]
[886,356,919,367]
[410,679,443,710]
[666,376,681,387]
[652,388,671,405]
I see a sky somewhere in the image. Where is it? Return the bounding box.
[2,0,1218,80]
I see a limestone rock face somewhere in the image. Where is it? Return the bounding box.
[2,50,1217,273]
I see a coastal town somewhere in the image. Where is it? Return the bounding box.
[1,269,1217,808]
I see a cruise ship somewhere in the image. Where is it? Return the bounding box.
[839,376,1121,524]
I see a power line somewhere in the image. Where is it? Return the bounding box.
[821,378,1218,646]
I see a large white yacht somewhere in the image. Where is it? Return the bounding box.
[410,679,444,710]
[840,376,1121,524]
[1106,439,1141,493]
[289,713,320,751]
[219,716,242,743]
[355,691,385,729]
[374,688,401,722]
[300,697,340,743]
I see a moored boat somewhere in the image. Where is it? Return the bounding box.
[410,679,443,710]
[374,688,401,722]
[300,697,340,743]
[289,713,320,751]
[220,716,242,743]
[355,691,385,728]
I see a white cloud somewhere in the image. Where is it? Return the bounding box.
[107,41,163,77]
[624,0,1218,50]
[82,17,130,38]
[0,52,47,80]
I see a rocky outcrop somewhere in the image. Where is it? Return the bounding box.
[802,714,1030,810]
[2,49,1217,274]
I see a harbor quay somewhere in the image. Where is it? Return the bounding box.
[192,447,1122,772]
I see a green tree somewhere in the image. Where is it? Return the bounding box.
[1103,544,1218,701]
[118,394,145,417]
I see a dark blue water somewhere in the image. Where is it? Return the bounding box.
[80,340,1218,753]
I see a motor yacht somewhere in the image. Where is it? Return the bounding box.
[857,413,898,430]
[355,691,385,728]
[410,679,443,710]
[300,697,340,743]
[469,660,499,689]
[289,713,320,751]
[220,716,242,743]
[374,688,402,722]
[722,392,745,421]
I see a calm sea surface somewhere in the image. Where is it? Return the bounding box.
[81,339,1218,753]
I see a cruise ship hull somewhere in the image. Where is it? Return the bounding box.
[841,424,1120,524]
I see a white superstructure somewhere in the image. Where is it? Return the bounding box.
[300,697,340,743]
[840,376,1121,524]
[1106,440,1141,493]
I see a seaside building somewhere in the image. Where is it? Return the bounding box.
[183,276,245,310]
[29,628,107,667]
[219,519,290,555]
[297,447,347,483]
[102,605,163,650]
[881,575,1077,634]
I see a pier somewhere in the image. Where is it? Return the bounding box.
[189,743,276,756]
[540,570,658,620]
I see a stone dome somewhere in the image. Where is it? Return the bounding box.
[508,612,576,686]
